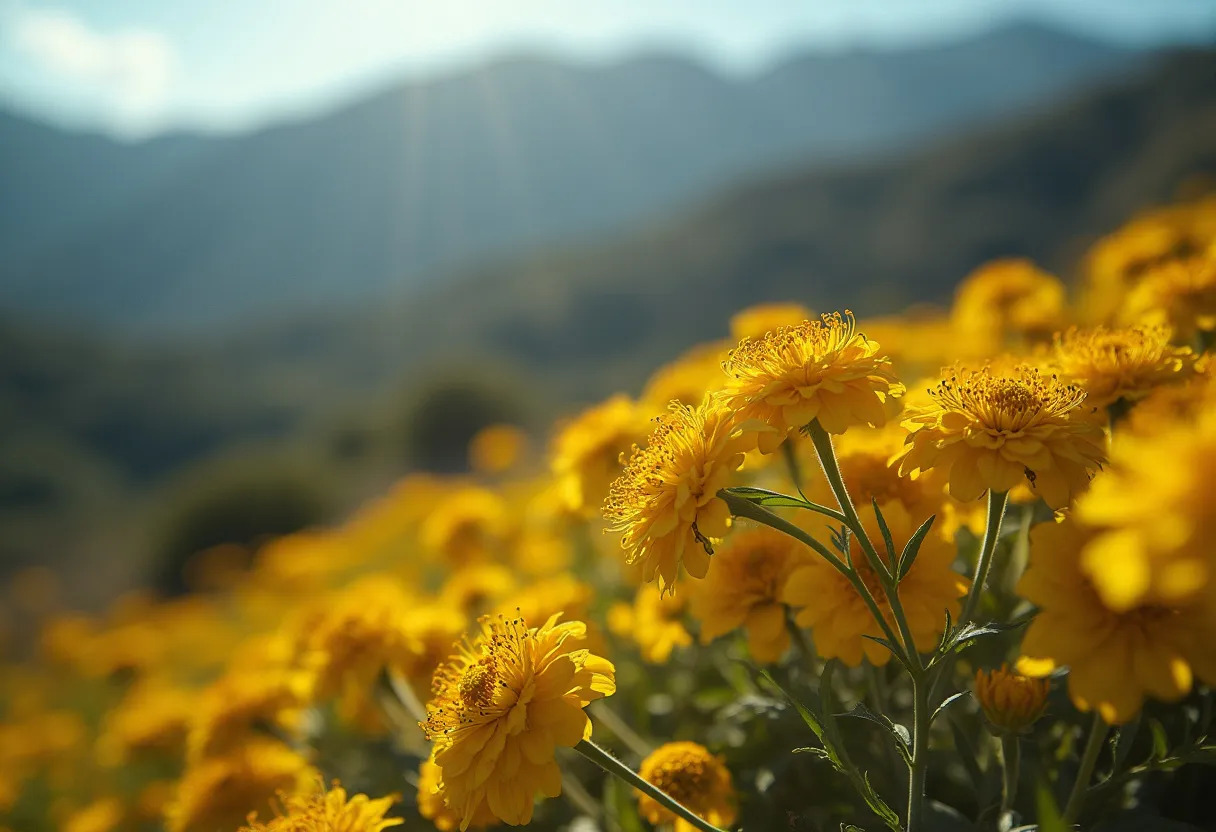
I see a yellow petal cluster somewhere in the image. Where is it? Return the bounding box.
[608,585,693,664]
[422,613,615,829]
[240,782,402,832]
[550,394,649,515]
[1051,323,1194,408]
[636,741,737,832]
[897,365,1107,507]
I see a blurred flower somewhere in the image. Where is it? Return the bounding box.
[61,797,124,832]
[897,365,1107,507]
[165,739,316,832]
[974,665,1049,734]
[239,782,402,832]
[96,679,193,765]
[421,487,512,566]
[1120,249,1216,340]
[469,423,528,475]
[783,501,966,667]
[1017,518,1216,724]
[1075,411,1216,611]
[416,753,494,831]
[637,741,737,832]
[439,563,518,617]
[187,661,313,760]
[604,396,748,595]
[642,342,730,409]
[609,585,692,664]
[721,311,904,451]
[951,259,1067,352]
[550,394,648,515]
[729,302,814,341]
[422,613,615,828]
[689,528,807,663]
[1051,323,1194,409]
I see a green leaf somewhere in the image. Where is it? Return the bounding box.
[1034,777,1067,832]
[722,486,814,509]
[1149,718,1170,762]
[932,691,970,725]
[837,702,912,762]
[898,514,936,580]
[861,634,910,670]
[871,498,897,561]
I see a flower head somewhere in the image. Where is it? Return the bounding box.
[551,395,649,515]
[951,259,1067,352]
[721,312,904,450]
[783,501,966,666]
[974,665,1049,734]
[608,585,692,664]
[239,782,402,832]
[689,528,807,663]
[422,613,615,829]
[1075,410,1216,610]
[897,365,1107,507]
[637,741,737,832]
[1017,518,1216,724]
[420,487,512,567]
[1120,249,1216,339]
[1051,324,1194,408]
[604,396,749,595]
[468,424,528,475]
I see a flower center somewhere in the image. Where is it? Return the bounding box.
[458,657,498,709]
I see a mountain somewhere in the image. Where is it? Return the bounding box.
[0,22,1137,332]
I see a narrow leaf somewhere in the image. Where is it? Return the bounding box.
[932,691,970,725]
[871,498,897,561]
[898,514,936,579]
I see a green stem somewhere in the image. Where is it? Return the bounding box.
[805,419,887,576]
[907,674,931,831]
[958,490,1009,627]
[1000,734,1021,814]
[1062,713,1108,825]
[574,738,728,832]
[719,490,907,661]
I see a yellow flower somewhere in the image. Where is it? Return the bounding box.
[729,302,814,340]
[1120,249,1216,339]
[1075,411,1216,610]
[636,742,737,832]
[165,739,317,832]
[604,396,749,595]
[96,679,193,765]
[1082,209,1193,322]
[950,259,1067,352]
[468,423,528,475]
[1051,324,1194,409]
[240,781,403,832]
[642,343,730,410]
[896,365,1107,508]
[721,312,904,451]
[974,665,1049,734]
[187,662,313,760]
[783,501,967,667]
[689,528,807,663]
[550,394,649,515]
[421,487,512,567]
[1017,518,1216,724]
[608,585,693,664]
[416,753,495,831]
[439,564,518,616]
[422,613,615,829]
[62,797,124,832]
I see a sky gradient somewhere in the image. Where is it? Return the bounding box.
[1,0,1213,138]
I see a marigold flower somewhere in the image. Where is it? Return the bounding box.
[689,528,807,663]
[551,394,649,515]
[1052,324,1195,409]
[974,665,1049,734]
[240,781,403,832]
[165,739,316,832]
[608,585,693,664]
[896,365,1107,508]
[96,679,193,765]
[603,396,749,595]
[636,741,737,832]
[422,613,615,829]
[416,753,495,831]
[1075,411,1216,611]
[783,501,967,667]
[420,487,512,566]
[721,312,904,451]
[1120,249,1216,339]
[439,563,518,616]
[1017,518,1216,724]
[950,259,1067,352]
[468,423,528,475]
[187,664,313,760]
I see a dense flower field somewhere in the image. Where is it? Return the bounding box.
[3,195,1216,832]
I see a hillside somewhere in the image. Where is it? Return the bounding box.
[0,23,1134,332]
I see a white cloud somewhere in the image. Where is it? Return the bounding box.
[8,4,176,133]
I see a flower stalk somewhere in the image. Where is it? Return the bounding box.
[574,738,729,832]
[1063,713,1108,825]
[959,489,1009,627]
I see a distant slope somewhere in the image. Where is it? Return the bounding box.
[0,22,1135,331]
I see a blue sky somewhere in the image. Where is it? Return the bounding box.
[1,0,1213,138]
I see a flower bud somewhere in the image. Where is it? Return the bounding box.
[975,664,1049,734]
